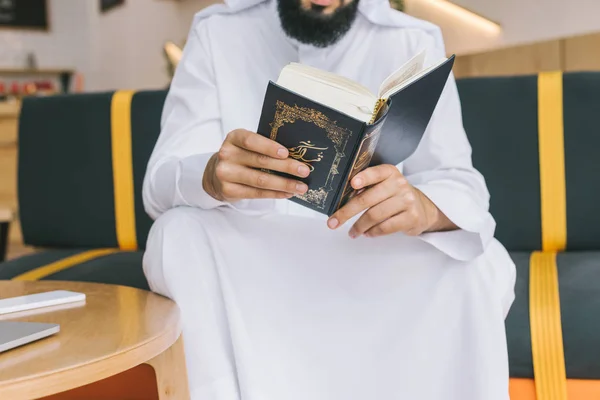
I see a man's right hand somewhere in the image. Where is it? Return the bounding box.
[203,129,311,202]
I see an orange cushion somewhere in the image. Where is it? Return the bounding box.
[510,378,600,399]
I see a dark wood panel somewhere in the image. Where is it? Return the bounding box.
[563,32,600,72]
[454,40,561,78]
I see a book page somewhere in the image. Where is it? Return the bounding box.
[380,57,449,100]
[377,50,426,99]
[277,64,378,123]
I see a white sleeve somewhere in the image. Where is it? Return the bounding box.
[403,33,496,262]
[142,20,274,220]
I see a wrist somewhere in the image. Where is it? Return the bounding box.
[416,188,456,233]
[423,195,441,232]
[202,153,222,202]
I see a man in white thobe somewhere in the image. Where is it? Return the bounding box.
[142,0,517,398]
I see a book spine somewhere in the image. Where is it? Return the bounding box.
[331,118,387,213]
[369,98,386,124]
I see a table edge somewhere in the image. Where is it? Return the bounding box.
[0,281,182,400]
[0,320,181,400]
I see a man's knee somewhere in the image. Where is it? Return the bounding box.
[143,207,214,297]
[150,206,209,239]
[474,239,516,318]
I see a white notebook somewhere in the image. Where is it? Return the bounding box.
[0,290,86,316]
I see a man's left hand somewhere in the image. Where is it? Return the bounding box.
[327,164,457,238]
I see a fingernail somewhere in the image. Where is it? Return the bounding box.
[328,218,339,229]
[296,183,308,193]
[298,165,310,177]
[364,232,372,238]
[353,177,363,187]
[277,148,287,158]
[349,230,357,238]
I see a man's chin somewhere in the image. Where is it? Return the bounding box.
[277,0,360,48]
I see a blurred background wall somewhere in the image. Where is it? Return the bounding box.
[0,0,91,81]
[0,0,213,92]
[406,0,600,54]
[1,0,600,91]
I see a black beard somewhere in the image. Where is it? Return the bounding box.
[277,0,359,48]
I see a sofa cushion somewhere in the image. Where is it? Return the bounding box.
[18,90,167,250]
[457,72,600,252]
[562,73,600,250]
[16,73,600,252]
[458,76,541,251]
[507,251,600,379]
[0,249,149,290]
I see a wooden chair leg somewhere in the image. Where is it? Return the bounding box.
[145,335,190,400]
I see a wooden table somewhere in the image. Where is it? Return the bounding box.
[0,281,190,400]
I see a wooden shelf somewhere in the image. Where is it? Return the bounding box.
[0,102,20,119]
[0,68,74,76]
[0,69,75,93]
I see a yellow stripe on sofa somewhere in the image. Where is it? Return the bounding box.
[111,90,138,251]
[529,71,568,400]
[529,252,567,400]
[12,249,119,281]
[537,71,567,252]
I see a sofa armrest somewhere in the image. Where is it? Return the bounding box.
[0,208,12,263]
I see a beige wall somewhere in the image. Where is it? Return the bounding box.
[2,0,600,89]
[0,0,216,92]
[0,0,91,70]
[405,0,600,56]
[178,0,219,29]
[85,1,184,92]
[453,0,600,47]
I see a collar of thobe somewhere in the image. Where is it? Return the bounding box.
[192,0,446,52]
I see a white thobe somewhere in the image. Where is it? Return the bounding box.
[142,0,517,398]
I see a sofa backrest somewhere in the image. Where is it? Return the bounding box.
[16,72,600,251]
[457,72,600,252]
[18,90,167,250]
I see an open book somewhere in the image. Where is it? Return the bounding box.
[257,51,455,216]
[276,50,445,124]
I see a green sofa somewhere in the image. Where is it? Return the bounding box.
[0,91,165,289]
[1,72,599,393]
[459,73,600,393]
